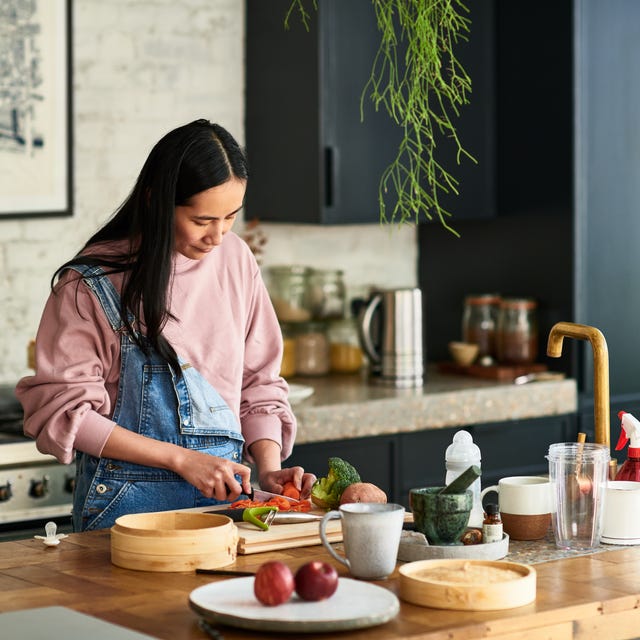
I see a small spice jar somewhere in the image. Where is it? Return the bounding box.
[482,503,503,543]
[327,318,364,374]
[462,294,501,360]
[496,298,538,365]
[295,321,330,376]
[267,266,312,323]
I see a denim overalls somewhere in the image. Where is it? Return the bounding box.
[68,265,245,531]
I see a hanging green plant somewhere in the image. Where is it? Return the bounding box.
[286,0,474,236]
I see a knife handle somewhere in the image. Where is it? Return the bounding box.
[210,508,244,522]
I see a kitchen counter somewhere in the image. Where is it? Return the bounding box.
[1,528,639,639]
[290,367,577,444]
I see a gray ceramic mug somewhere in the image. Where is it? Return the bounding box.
[319,502,405,580]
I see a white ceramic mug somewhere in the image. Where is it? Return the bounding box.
[481,476,552,540]
[319,502,405,580]
[601,481,640,545]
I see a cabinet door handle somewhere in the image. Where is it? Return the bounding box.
[324,146,337,208]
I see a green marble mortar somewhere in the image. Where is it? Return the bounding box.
[410,487,473,545]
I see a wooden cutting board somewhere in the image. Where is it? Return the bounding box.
[234,518,342,554]
[438,361,548,380]
[183,506,343,555]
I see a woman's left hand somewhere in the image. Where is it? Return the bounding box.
[259,467,317,500]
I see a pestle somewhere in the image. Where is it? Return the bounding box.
[438,465,482,494]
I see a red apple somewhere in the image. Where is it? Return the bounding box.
[294,561,339,602]
[254,561,295,606]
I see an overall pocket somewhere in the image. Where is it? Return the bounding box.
[177,362,241,437]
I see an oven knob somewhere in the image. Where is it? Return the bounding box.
[0,482,12,502]
[29,475,50,499]
[64,476,75,494]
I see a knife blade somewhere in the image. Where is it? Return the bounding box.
[248,487,301,504]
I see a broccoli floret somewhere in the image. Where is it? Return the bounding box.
[311,457,361,509]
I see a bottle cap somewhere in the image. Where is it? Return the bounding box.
[485,503,499,515]
[445,430,481,463]
[617,411,640,452]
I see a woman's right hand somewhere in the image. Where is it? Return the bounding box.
[173,448,252,501]
[102,426,252,502]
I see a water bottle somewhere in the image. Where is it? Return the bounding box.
[445,430,483,527]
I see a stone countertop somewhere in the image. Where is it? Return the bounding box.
[288,366,577,444]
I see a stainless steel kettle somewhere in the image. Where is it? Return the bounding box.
[358,288,423,388]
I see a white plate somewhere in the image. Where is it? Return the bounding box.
[287,383,314,404]
[189,576,399,633]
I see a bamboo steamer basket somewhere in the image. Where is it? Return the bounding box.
[111,511,238,572]
[399,559,536,611]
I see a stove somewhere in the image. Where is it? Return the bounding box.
[0,386,75,531]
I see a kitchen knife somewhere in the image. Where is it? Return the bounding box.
[248,487,301,504]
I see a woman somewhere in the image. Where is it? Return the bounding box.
[16,119,315,531]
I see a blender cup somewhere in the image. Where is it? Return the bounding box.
[547,442,610,550]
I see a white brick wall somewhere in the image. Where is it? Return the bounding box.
[0,0,416,385]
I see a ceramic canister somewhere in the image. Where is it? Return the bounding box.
[601,480,640,545]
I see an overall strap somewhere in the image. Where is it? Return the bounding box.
[64,264,133,332]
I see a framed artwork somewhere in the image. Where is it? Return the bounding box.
[0,0,73,219]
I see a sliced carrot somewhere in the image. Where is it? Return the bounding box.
[282,481,301,500]
[290,500,312,512]
[229,496,313,512]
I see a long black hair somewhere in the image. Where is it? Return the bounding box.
[55,119,249,374]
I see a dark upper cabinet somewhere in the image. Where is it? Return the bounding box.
[494,1,572,217]
[420,0,640,433]
[432,1,497,221]
[245,0,496,224]
[574,0,640,400]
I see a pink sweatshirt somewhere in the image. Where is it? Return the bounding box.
[16,232,296,465]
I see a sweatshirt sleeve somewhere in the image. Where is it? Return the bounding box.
[15,272,120,464]
[239,265,297,464]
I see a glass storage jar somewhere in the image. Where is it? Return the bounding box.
[279,323,297,378]
[496,298,538,364]
[462,294,501,360]
[307,269,346,320]
[267,266,312,323]
[327,318,364,373]
[295,321,330,376]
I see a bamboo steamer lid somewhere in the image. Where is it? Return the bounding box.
[399,559,536,611]
[111,511,238,572]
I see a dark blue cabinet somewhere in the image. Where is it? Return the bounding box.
[245,0,497,224]
[286,415,574,507]
[419,1,640,443]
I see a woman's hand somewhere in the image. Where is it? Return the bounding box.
[248,438,317,499]
[174,449,252,501]
[102,425,252,502]
[259,467,317,500]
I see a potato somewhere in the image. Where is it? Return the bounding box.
[339,482,387,505]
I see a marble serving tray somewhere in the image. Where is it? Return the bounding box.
[397,530,509,562]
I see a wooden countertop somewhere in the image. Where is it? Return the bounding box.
[2,529,640,639]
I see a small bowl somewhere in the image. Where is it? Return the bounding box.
[399,558,536,610]
[449,341,479,366]
[409,487,472,545]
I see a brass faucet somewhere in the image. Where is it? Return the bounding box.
[546,322,610,448]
